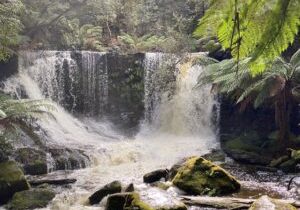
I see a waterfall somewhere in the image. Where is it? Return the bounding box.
[0,51,220,210]
[142,53,219,138]
[12,51,109,116]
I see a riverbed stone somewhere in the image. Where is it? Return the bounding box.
[0,161,30,204]
[172,157,240,196]
[48,148,90,170]
[15,148,48,175]
[124,183,134,192]
[105,192,187,210]
[106,192,152,210]
[143,169,168,183]
[89,180,122,205]
[249,195,297,210]
[8,188,55,210]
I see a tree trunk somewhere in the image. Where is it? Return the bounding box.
[275,87,291,148]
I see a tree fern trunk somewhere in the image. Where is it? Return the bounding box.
[275,87,290,148]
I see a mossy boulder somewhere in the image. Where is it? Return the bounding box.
[270,149,300,173]
[0,161,30,204]
[89,180,122,205]
[223,131,273,165]
[15,148,47,175]
[105,192,187,210]
[106,192,153,210]
[249,195,297,210]
[172,157,240,196]
[8,188,55,210]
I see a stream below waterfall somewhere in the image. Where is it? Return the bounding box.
[0,51,299,210]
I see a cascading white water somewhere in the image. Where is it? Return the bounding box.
[1,51,219,210]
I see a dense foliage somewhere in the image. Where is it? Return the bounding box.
[194,0,300,74]
[17,0,209,53]
[198,49,300,146]
[0,0,24,61]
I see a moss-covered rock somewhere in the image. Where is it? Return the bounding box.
[89,180,122,205]
[0,161,30,204]
[172,157,240,196]
[105,192,187,210]
[106,192,153,210]
[8,188,55,210]
[15,148,47,175]
[270,149,300,173]
[223,131,273,165]
[249,195,297,210]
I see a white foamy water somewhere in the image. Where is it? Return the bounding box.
[1,51,219,209]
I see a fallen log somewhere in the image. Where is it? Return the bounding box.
[29,178,77,186]
[180,196,300,209]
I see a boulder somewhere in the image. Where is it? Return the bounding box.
[48,148,90,171]
[15,148,47,175]
[172,157,240,196]
[228,150,272,165]
[105,192,152,210]
[29,178,77,186]
[105,192,187,210]
[143,169,168,183]
[168,158,190,181]
[202,149,226,162]
[89,180,122,205]
[0,161,30,204]
[124,183,134,192]
[249,195,297,210]
[8,188,55,210]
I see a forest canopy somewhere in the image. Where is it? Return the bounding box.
[0,0,210,58]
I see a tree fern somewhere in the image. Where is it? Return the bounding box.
[197,49,300,145]
[0,94,55,127]
[194,0,300,74]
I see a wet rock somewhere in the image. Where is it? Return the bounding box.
[150,181,171,191]
[168,158,190,181]
[0,161,30,204]
[14,148,47,175]
[105,192,187,210]
[222,131,273,165]
[279,159,298,173]
[29,178,77,186]
[124,183,134,192]
[105,192,152,210]
[89,180,122,205]
[0,137,12,162]
[202,149,226,162]
[143,169,168,183]
[270,149,300,173]
[228,150,272,165]
[8,188,55,210]
[48,148,90,171]
[172,157,240,196]
[249,195,297,210]
[270,155,290,167]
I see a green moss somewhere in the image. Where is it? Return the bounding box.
[0,161,30,204]
[172,157,240,196]
[9,188,55,210]
[131,193,154,210]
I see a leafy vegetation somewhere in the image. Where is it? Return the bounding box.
[198,49,300,146]
[194,0,300,74]
[0,0,24,61]
[0,94,54,129]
